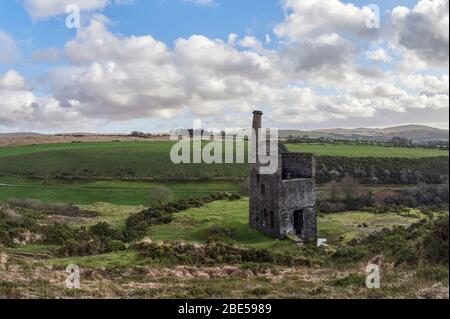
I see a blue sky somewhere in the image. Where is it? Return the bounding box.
[0,0,415,63]
[0,0,448,133]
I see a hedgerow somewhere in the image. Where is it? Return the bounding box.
[316,156,448,184]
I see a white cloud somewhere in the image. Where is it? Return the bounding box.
[391,0,449,67]
[0,70,87,130]
[0,70,26,89]
[1,0,447,131]
[400,74,449,96]
[22,0,134,20]
[274,0,379,40]
[52,18,186,120]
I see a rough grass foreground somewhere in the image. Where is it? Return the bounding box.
[1,197,448,299]
[1,258,448,299]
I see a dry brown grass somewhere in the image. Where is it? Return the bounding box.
[0,254,448,299]
[0,134,169,148]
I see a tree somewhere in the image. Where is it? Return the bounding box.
[131,131,147,138]
[149,186,173,207]
[391,136,411,147]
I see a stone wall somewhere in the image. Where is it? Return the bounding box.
[281,153,315,180]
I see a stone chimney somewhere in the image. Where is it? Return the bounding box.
[252,111,263,163]
[252,110,263,131]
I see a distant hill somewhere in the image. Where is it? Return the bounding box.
[280,125,449,143]
[0,132,44,138]
[1,124,448,145]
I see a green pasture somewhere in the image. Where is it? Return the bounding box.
[0,141,447,205]
[0,141,446,182]
[0,176,240,205]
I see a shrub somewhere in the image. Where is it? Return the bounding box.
[104,240,127,253]
[356,215,449,266]
[148,186,174,207]
[124,209,173,240]
[90,222,124,241]
[41,223,79,245]
[332,273,366,287]
[42,221,127,257]
[419,215,449,264]
[330,247,367,264]
[135,242,299,266]
[58,239,102,257]
[393,247,418,266]
[0,205,43,247]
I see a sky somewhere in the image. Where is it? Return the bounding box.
[0,0,448,133]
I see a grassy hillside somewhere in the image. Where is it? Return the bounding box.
[0,141,446,180]
[0,141,447,205]
[0,176,240,205]
[281,125,449,143]
[0,141,248,180]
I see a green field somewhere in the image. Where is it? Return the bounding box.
[0,141,446,180]
[0,141,447,205]
[0,141,248,180]
[286,143,448,158]
[0,176,240,205]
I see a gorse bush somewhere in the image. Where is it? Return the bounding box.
[329,247,367,265]
[0,206,40,246]
[124,209,173,240]
[40,222,127,257]
[332,273,366,287]
[419,215,449,264]
[135,241,306,266]
[90,222,124,241]
[357,215,449,266]
[42,223,79,246]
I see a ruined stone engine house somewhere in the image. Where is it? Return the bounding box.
[249,111,317,240]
